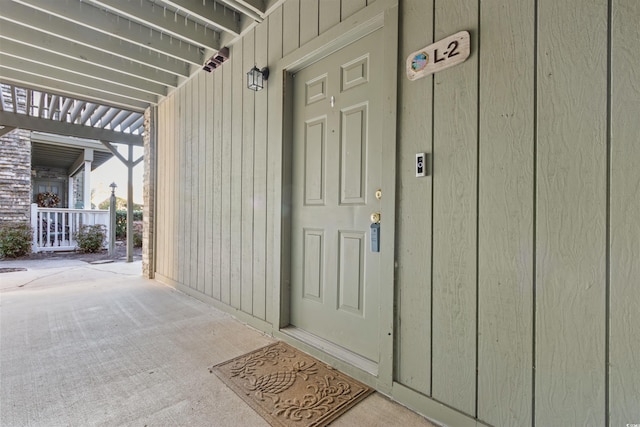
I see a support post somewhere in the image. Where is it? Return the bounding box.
[109,183,117,256]
[83,161,91,209]
[68,176,74,208]
[82,148,93,209]
[30,203,38,253]
[126,143,133,262]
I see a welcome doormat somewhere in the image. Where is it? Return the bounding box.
[209,341,373,427]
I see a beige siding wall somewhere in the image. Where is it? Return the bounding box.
[155,0,640,425]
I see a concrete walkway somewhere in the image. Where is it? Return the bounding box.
[0,259,437,427]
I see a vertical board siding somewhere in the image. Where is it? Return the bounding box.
[182,81,190,288]
[241,32,256,314]
[171,95,177,280]
[178,85,187,287]
[190,78,199,290]
[477,0,534,425]
[166,101,173,279]
[341,0,367,19]
[184,79,199,289]
[184,84,192,288]
[610,1,640,424]
[166,97,171,279]
[299,0,319,46]
[198,72,207,294]
[221,62,233,306]
[212,68,224,301]
[430,0,479,416]
[193,76,202,291]
[192,75,200,291]
[152,1,639,425]
[266,6,283,326]
[254,21,269,321]
[204,69,214,298]
[157,103,166,277]
[319,0,341,34]
[396,0,433,395]
[536,1,607,425]
[282,0,300,56]
[174,89,182,285]
[230,40,244,310]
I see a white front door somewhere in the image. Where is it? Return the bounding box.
[290,28,386,363]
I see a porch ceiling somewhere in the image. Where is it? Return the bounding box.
[31,141,113,173]
[0,0,283,144]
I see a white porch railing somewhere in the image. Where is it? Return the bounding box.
[30,203,110,252]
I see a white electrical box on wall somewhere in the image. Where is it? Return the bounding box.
[416,153,427,177]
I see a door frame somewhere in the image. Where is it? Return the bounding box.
[272,0,398,393]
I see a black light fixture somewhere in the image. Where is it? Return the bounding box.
[247,65,269,91]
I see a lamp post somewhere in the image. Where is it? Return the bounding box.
[109,182,117,256]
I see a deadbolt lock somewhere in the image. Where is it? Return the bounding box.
[370,212,381,224]
[375,189,382,200]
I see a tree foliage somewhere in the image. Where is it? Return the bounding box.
[98,197,142,211]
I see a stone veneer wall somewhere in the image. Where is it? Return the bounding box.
[0,129,31,224]
[142,107,155,278]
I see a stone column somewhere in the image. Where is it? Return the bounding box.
[0,129,31,223]
[142,106,156,278]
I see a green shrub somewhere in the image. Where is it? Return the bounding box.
[133,221,143,248]
[115,210,143,240]
[0,222,32,258]
[74,224,107,253]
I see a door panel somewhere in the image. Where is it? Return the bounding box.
[290,29,384,362]
[303,228,324,302]
[340,104,367,204]
[304,118,326,205]
[338,231,365,316]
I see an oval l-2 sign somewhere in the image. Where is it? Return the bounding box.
[406,31,471,81]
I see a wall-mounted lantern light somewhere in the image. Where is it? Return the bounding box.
[247,66,269,91]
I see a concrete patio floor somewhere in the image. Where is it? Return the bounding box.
[0,259,437,427]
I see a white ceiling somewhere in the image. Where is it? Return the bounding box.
[0,0,282,124]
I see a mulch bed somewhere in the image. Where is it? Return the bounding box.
[0,268,28,273]
[0,243,142,264]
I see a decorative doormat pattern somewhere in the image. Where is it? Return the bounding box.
[209,341,374,427]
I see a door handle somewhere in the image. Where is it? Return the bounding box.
[370,212,381,224]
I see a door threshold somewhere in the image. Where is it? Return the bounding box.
[281,326,379,376]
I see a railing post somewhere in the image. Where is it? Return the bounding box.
[30,203,38,253]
